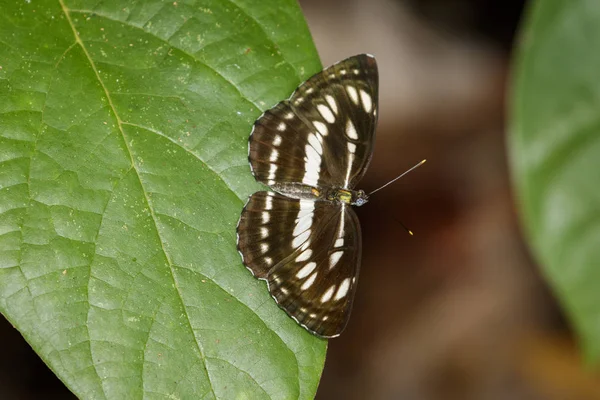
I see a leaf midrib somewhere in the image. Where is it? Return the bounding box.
[60,0,218,397]
[58,1,307,398]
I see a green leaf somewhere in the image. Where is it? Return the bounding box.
[0,0,326,398]
[510,0,600,362]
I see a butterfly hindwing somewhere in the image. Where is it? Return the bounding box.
[249,54,378,191]
[237,191,338,278]
[237,192,362,337]
[267,202,362,338]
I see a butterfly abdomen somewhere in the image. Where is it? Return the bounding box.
[268,182,324,200]
[266,183,369,207]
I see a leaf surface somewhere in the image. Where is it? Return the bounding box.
[0,0,326,398]
[510,0,600,362]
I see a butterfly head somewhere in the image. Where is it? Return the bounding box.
[352,190,369,207]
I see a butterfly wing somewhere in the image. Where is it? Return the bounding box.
[237,191,361,338]
[249,54,378,191]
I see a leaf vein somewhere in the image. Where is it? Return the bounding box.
[60,2,217,398]
[219,0,301,80]
[121,121,243,202]
[67,8,262,111]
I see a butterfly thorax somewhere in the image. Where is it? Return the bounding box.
[270,182,368,206]
[324,188,369,207]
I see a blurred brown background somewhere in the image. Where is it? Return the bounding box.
[2,0,600,399]
[302,0,600,399]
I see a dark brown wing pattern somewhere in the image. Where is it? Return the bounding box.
[237,54,379,338]
[237,192,362,337]
[248,54,378,191]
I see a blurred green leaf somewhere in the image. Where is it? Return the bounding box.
[0,0,326,398]
[510,0,600,362]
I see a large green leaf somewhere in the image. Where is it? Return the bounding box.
[0,0,326,398]
[510,0,600,362]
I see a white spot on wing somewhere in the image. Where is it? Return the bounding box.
[317,104,336,123]
[264,257,273,266]
[360,90,372,113]
[301,272,317,290]
[293,201,314,247]
[337,206,346,237]
[285,112,294,120]
[292,230,311,248]
[302,171,320,186]
[300,241,311,252]
[268,163,277,179]
[295,249,313,262]
[346,119,358,140]
[293,215,312,237]
[305,144,321,165]
[296,261,317,279]
[313,121,328,136]
[260,227,269,238]
[347,142,357,153]
[303,143,322,185]
[308,133,323,154]
[273,135,282,146]
[261,212,270,224]
[265,195,273,210]
[344,152,355,186]
[329,251,343,268]
[261,243,269,253]
[297,200,314,219]
[321,285,335,303]
[270,150,279,162]
[346,86,359,105]
[335,238,344,247]
[334,278,351,300]
[278,122,286,131]
[325,95,338,115]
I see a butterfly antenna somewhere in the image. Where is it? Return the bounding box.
[369,159,426,196]
[394,218,414,236]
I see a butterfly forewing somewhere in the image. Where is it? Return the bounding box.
[237,192,361,338]
[249,54,378,190]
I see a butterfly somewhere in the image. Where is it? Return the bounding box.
[236,54,378,338]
